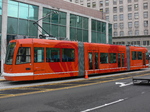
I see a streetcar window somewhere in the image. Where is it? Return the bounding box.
[109,53,117,63]
[34,47,44,62]
[5,42,16,65]
[16,47,31,64]
[146,52,149,60]
[89,53,93,69]
[132,51,137,60]
[46,48,60,62]
[137,52,142,60]
[100,53,108,64]
[62,48,75,62]
[122,53,125,67]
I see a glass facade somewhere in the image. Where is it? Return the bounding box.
[7,0,39,39]
[70,14,88,42]
[0,0,2,33]
[109,23,112,44]
[91,19,106,43]
[42,8,67,39]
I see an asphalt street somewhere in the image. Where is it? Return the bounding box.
[0,69,150,112]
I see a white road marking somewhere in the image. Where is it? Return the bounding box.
[115,82,133,87]
[81,98,127,112]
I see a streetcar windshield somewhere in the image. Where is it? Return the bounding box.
[5,42,16,65]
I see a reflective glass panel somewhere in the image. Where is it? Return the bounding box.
[83,30,88,42]
[59,12,66,25]
[0,16,1,33]
[51,24,58,37]
[42,23,50,35]
[77,29,82,41]
[18,19,28,35]
[51,11,59,24]
[7,17,18,34]
[43,8,51,23]
[92,32,96,43]
[29,5,38,20]
[29,21,38,36]
[92,20,96,31]
[76,16,82,28]
[83,17,88,30]
[8,0,19,17]
[59,26,66,38]
[19,3,28,19]
[0,0,2,15]
[70,14,76,27]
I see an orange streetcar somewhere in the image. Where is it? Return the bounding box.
[3,38,149,81]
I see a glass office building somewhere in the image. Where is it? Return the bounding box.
[0,0,112,72]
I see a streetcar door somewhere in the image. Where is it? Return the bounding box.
[88,52,99,70]
[118,53,121,67]
[33,47,46,79]
[94,53,99,69]
[118,53,124,69]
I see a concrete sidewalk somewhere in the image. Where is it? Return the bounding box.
[0,74,5,80]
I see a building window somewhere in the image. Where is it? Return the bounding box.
[134,0,138,2]
[106,16,109,21]
[143,41,146,46]
[143,3,148,9]
[70,14,88,42]
[120,31,124,36]
[128,13,132,20]
[119,6,123,12]
[75,0,79,3]
[119,0,123,4]
[105,8,109,14]
[92,2,96,8]
[91,20,107,43]
[113,15,117,21]
[105,0,109,6]
[7,1,39,37]
[43,8,67,38]
[100,9,103,12]
[100,1,103,7]
[113,0,117,5]
[134,21,139,28]
[87,3,90,7]
[144,30,148,35]
[128,31,132,36]
[119,14,123,21]
[134,4,138,10]
[144,21,148,27]
[143,12,148,18]
[119,23,124,29]
[113,7,117,13]
[128,22,132,28]
[114,23,118,29]
[128,0,132,3]
[128,5,132,11]
[134,12,139,19]
[114,31,118,37]
[135,30,139,36]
